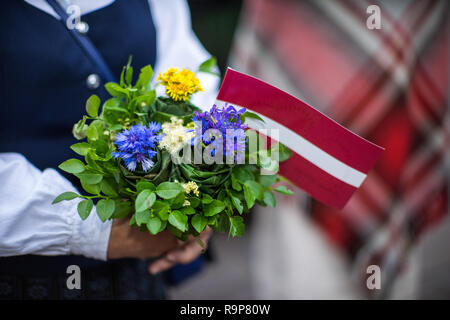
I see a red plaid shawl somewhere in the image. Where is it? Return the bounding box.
[230,0,449,297]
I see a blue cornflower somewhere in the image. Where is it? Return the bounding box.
[192,104,247,163]
[112,123,163,172]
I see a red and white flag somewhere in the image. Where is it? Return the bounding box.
[215,68,384,209]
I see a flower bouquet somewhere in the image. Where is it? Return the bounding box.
[53,58,292,242]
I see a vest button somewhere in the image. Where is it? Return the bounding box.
[75,21,89,35]
[86,74,101,90]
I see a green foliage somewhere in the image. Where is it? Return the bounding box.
[52,192,79,204]
[273,185,294,196]
[77,199,93,220]
[96,199,115,222]
[230,216,245,237]
[147,216,162,235]
[168,210,188,232]
[198,57,219,76]
[86,94,100,117]
[54,59,294,240]
[156,182,184,199]
[135,190,156,212]
[58,159,85,174]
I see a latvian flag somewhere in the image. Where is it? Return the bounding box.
[215,69,384,210]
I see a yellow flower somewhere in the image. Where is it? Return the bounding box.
[157,67,203,102]
[159,117,195,154]
[182,181,200,197]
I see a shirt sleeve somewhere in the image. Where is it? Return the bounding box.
[0,153,112,260]
[148,0,220,107]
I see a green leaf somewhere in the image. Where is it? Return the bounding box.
[244,180,264,201]
[230,216,245,237]
[105,82,128,98]
[86,120,103,141]
[215,214,229,233]
[135,209,150,226]
[156,182,184,199]
[259,175,278,188]
[79,173,103,185]
[136,180,156,193]
[263,191,276,208]
[85,150,103,172]
[168,210,188,232]
[147,216,162,235]
[136,65,154,91]
[274,185,294,196]
[58,159,85,174]
[135,190,156,212]
[125,66,133,86]
[167,223,183,238]
[232,167,254,182]
[241,111,264,123]
[158,220,168,233]
[135,91,156,107]
[189,197,201,208]
[86,94,100,117]
[52,192,79,204]
[202,194,213,204]
[169,192,186,209]
[100,179,118,197]
[152,200,170,221]
[96,199,115,222]
[270,143,292,162]
[92,140,109,157]
[109,124,123,131]
[191,214,207,233]
[81,181,101,195]
[198,57,218,74]
[258,152,279,173]
[70,142,90,156]
[112,200,133,219]
[77,199,93,220]
[180,206,195,215]
[203,200,226,217]
[231,174,242,191]
[230,194,243,214]
[243,184,255,209]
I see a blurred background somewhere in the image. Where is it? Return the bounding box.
[167,0,450,300]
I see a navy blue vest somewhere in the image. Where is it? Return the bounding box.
[0,0,161,299]
[0,0,156,173]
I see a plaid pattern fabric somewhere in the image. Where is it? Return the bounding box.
[230,0,449,297]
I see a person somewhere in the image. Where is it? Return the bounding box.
[0,0,216,299]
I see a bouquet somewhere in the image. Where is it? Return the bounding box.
[53,58,292,242]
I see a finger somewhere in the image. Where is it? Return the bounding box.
[165,239,204,264]
[148,257,176,275]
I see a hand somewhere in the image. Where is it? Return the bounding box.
[148,227,213,274]
[107,218,179,259]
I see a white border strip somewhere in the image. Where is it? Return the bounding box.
[214,100,367,188]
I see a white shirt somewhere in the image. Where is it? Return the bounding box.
[0,0,218,260]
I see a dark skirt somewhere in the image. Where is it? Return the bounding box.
[0,255,165,300]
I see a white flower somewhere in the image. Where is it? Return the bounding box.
[158,117,194,154]
[182,181,200,196]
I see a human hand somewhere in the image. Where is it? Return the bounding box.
[148,227,213,274]
[107,218,179,259]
